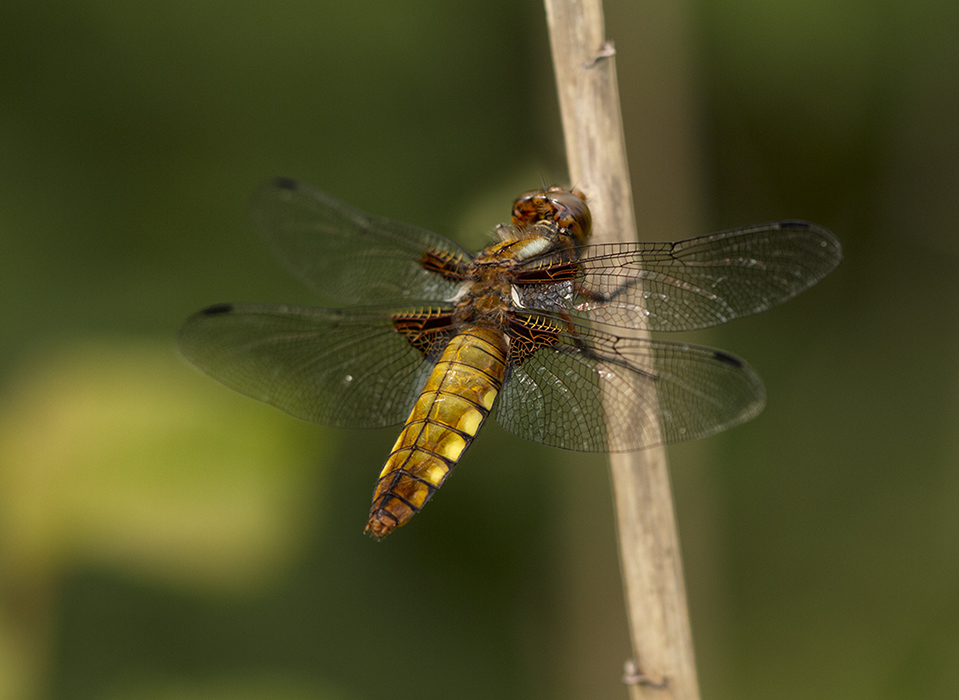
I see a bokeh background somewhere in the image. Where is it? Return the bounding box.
[2,1,957,698]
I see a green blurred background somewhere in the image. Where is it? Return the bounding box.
[1,1,957,698]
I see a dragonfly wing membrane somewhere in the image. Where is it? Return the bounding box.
[572,221,842,332]
[495,319,765,452]
[179,303,448,428]
[252,178,472,306]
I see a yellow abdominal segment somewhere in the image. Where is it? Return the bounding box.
[365,326,507,539]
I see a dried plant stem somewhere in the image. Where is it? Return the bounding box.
[542,1,701,698]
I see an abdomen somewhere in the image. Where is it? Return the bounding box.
[366,325,507,538]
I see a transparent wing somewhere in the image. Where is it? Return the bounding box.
[495,317,765,452]
[251,177,473,306]
[523,221,842,332]
[178,302,452,428]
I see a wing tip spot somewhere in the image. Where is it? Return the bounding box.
[201,303,234,316]
[273,176,299,191]
[712,350,744,368]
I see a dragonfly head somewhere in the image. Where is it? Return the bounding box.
[511,186,592,245]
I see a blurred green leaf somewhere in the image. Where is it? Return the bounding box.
[0,337,324,592]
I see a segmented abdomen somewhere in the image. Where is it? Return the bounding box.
[365,326,508,539]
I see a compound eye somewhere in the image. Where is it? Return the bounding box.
[544,190,592,243]
[511,188,592,243]
[511,190,547,230]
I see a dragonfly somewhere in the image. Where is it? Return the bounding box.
[179,177,842,539]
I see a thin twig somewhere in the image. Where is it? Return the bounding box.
[542,1,701,698]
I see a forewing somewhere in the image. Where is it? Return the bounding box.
[568,221,842,331]
[252,178,472,306]
[494,318,765,452]
[178,303,449,428]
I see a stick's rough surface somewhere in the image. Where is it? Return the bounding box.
[542,1,701,698]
